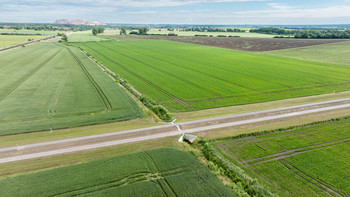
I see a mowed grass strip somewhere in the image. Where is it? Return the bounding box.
[215,118,350,196]
[75,40,350,112]
[266,41,350,66]
[0,148,234,197]
[0,42,143,135]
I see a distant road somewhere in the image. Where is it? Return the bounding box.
[1,98,350,164]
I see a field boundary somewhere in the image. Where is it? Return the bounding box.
[279,161,343,197]
[62,44,112,112]
[71,43,178,119]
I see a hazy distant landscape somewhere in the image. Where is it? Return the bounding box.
[0,0,350,196]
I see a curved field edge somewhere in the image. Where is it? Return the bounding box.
[0,148,235,197]
[265,41,350,66]
[0,43,143,136]
[74,40,350,112]
[212,116,350,196]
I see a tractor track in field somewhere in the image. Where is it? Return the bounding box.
[0,50,60,102]
[53,161,197,197]
[107,43,260,94]
[122,43,291,91]
[98,43,223,98]
[81,44,195,110]
[186,81,350,103]
[63,45,112,112]
[279,161,344,197]
[243,138,350,166]
[48,72,69,116]
[0,98,350,164]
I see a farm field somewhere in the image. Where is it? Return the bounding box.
[103,34,346,52]
[75,40,350,112]
[0,29,59,35]
[0,42,143,136]
[0,35,46,48]
[215,118,350,196]
[103,28,277,38]
[0,148,234,197]
[68,31,110,42]
[266,41,350,65]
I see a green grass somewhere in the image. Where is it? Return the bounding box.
[74,40,350,112]
[0,148,234,197]
[266,41,350,66]
[68,31,110,42]
[0,42,143,135]
[0,35,46,48]
[0,29,60,35]
[215,118,350,196]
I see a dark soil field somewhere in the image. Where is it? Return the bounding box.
[105,35,347,52]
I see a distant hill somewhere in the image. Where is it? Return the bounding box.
[54,19,106,26]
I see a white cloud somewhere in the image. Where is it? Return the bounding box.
[1,0,350,24]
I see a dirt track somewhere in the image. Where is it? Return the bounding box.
[0,98,350,163]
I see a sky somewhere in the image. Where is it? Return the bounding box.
[1,0,350,25]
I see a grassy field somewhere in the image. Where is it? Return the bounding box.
[0,29,59,35]
[0,35,46,48]
[215,118,350,196]
[68,31,110,42]
[75,40,350,112]
[0,42,143,135]
[266,41,350,66]
[103,28,277,38]
[0,148,234,197]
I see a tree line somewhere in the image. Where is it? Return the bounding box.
[92,27,105,35]
[250,27,350,39]
[183,27,245,32]
[0,23,102,32]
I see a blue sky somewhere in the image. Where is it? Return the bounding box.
[1,0,350,24]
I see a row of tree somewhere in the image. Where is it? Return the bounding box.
[250,27,350,39]
[128,27,149,35]
[92,27,105,35]
[0,23,101,31]
[182,27,245,32]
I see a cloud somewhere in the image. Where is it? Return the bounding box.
[1,0,350,24]
[1,0,269,9]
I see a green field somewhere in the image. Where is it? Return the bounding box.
[0,35,46,48]
[75,40,350,112]
[266,41,350,66]
[0,148,234,197]
[68,31,110,42]
[0,29,59,35]
[0,42,142,135]
[215,119,350,196]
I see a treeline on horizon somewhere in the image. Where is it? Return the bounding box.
[250,27,350,39]
[0,23,106,32]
